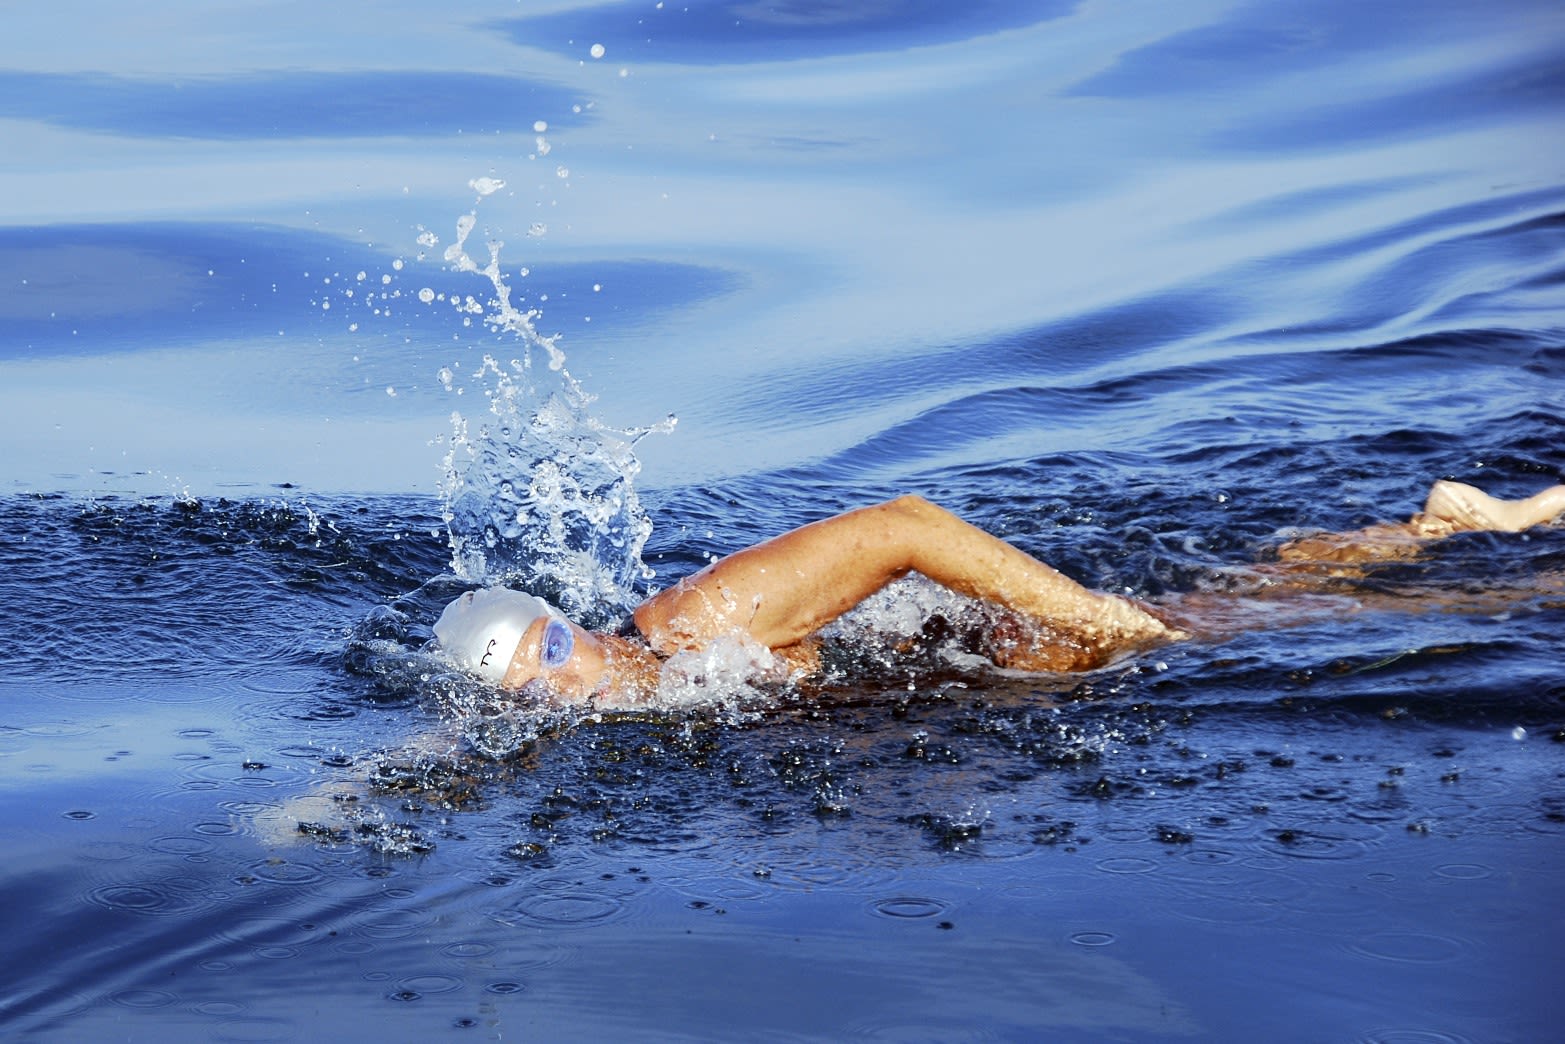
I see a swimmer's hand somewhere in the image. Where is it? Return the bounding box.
[1420,480,1565,533]
[1277,480,1565,571]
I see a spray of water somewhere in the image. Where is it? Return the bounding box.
[417,192,1013,725]
[433,209,674,624]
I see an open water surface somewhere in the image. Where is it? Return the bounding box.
[3,2,1565,1040]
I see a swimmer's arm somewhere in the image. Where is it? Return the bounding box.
[1277,480,1565,567]
[632,495,1172,664]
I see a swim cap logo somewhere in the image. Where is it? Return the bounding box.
[433,587,553,685]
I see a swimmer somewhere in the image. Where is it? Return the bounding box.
[433,480,1565,707]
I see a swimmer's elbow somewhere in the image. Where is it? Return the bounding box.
[882,493,938,516]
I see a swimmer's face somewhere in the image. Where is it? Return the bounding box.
[500,614,607,702]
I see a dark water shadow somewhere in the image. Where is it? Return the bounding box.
[0,70,590,140]
[0,223,740,359]
[493,0,1080,64]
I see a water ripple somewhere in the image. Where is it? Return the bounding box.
[1345,930,1467,964]
[868,895,950,920]
[492,891,629,931]
[85,882,197,916]
[1068,930,1117,947]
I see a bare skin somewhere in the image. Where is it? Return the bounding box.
[497,482,1565,707]
[633,495,1173,664]
[1276,480,1565,569]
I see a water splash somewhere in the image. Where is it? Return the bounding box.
[433,208,674,622]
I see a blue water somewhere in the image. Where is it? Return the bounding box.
[4,2,1565,1040]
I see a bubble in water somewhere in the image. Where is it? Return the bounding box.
[419,288,436,304]
[533,120,548,133]
[590,43,605,59]
[470,176,506,196]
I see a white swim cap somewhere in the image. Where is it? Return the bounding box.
[433,587,555,684]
